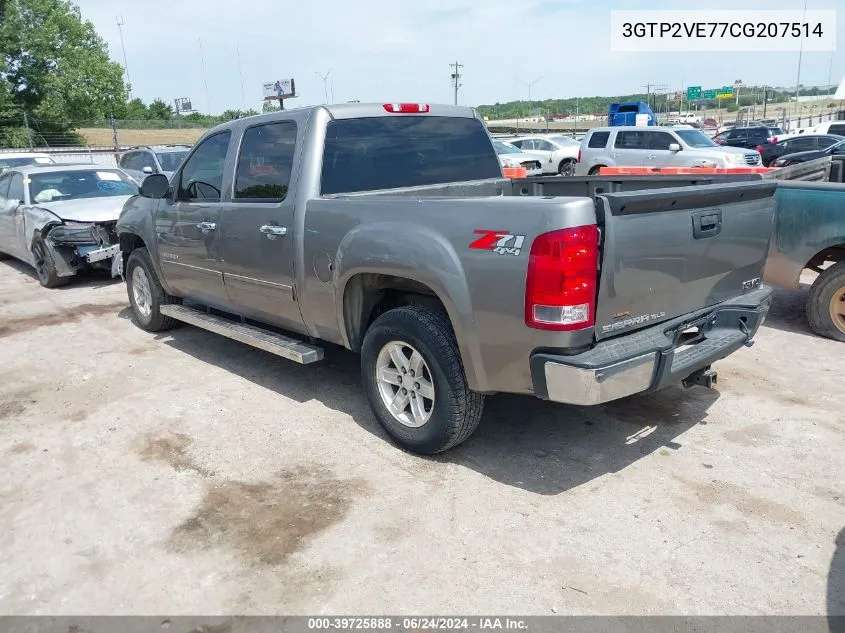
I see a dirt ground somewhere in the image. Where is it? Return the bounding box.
[0,259,842,616]
[77,128,206,147]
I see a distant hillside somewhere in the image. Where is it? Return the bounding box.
[475,85,839,120]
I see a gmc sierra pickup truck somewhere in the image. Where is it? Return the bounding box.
[116,103,775,454]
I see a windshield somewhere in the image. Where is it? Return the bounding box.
[770,128,785,135]
[28,169,138,203]
[550,135,579,146]
[0,156,54,169]
[676,130,718,148]
[493,141,521,155]
[155,151,189,172]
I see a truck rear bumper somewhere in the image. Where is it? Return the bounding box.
[530,287,772,406]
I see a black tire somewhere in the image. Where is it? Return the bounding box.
[361,305,485,454]
[558,158,576,177]
[125,247,181,332]
[807,262,845,343]
[588,165,605,176]
[31,236,70,288]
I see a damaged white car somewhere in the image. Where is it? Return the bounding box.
[0,165,138,288]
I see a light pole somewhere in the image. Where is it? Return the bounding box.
[517,76,542,123]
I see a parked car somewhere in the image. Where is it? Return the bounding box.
[807,121,845,136]
[506,134,580,176]
[722,126,784,151]
[711,131,729,145]
[117,102,774,454]
[118,145,191,183]
[668,113,702,125]
[0,152,55,172]
[0,165,137,287]
[576,126,761,175]
[772,139,845,167]
[760,134,845,166]
[764,178,845,342]
[492,140,542,176]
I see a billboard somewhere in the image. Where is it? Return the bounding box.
[263,79,296,100]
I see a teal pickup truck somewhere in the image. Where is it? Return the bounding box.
[763,180,845,342]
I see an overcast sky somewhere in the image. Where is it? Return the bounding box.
[74,0,843,114]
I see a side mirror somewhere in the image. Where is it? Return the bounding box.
[142,166,153,174]
[668,143,681,152]
[140,173,170,199]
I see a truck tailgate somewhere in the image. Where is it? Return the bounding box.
[594,181,777,341]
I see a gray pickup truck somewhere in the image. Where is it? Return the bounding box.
[116,103,775,454]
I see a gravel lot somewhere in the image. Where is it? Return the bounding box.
[0,259,842,616]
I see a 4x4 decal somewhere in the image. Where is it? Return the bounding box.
[469,230,526,256]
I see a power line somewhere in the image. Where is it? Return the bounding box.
[450,61,463,105]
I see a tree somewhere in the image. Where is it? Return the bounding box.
[262,100,280,113]
[0,0,127,144]
[147,98,173,120]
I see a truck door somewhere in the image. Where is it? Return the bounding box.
[218,120,304,333]
[155,130,233,309]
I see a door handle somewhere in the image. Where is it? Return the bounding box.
[197,221,217,231]
[260,225,287,238]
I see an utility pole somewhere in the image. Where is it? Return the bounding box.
[642,83,653,107]
[116,16,131,98]
[23,112,33,150]
[794,0,808,123]
[450,61,463,105]
[315,69,333,104]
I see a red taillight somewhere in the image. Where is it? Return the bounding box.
[771,137,778,143]
[756,145,765,153]
[577,149,581,162]
[525,225,598,331]
[383,103,430,113]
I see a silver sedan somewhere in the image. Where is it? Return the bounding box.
[0,164,138,287]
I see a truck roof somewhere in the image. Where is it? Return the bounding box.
[210,102,481,132]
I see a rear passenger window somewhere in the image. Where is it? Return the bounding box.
[235,121,297,202]
[615,131,647,149]
[588,132,610,148]
[321,116,501,195]
[648,132,675,150]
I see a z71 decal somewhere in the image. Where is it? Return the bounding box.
[469,230,526,256]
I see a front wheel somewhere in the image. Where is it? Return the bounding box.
[31,236,70,288]
[558,158,576,177]
[125,247,181,332]
[588,165,605,176]
[361,305,484,454]
[807,262,845,342]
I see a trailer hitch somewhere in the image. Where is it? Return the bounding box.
[682,366,718,389]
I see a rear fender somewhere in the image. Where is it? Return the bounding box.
[335,222,488,392]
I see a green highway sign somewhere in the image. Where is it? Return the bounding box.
[689,86,734,101]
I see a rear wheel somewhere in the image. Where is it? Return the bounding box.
[807,262,845,342]
[125,247,180,332]
[558,158,576,177]
[31,236,69,288]
[361,305,484,454]
[588,165,605,176]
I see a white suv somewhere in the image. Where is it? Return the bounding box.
[576,126,762,176]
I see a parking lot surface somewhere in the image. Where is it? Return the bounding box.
[0,260,843,616]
